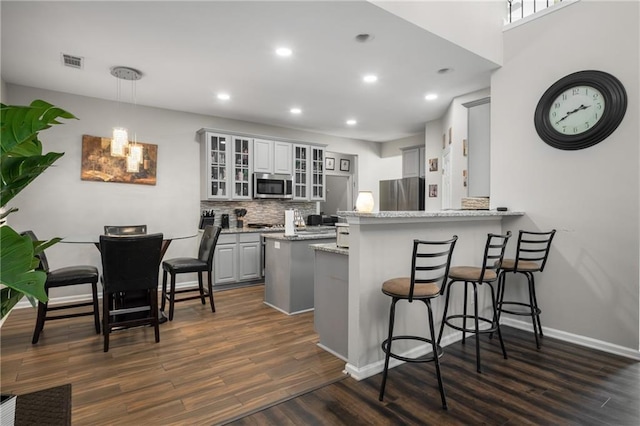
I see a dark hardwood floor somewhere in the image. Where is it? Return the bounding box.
[2,284,638,425]
[230,326,640,426]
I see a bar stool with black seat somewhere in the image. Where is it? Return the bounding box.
[23,230,101,344]
[379,236,458,409]
[100,232,163,352]
[497,229,556,349]
[161,225,221,321]
[437,231,511,373]
[103,225,147,236]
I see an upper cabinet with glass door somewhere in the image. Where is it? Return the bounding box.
[200,132,230,200]
[232,136,252,199]
[293,144,309,200]
[310,146,325,201]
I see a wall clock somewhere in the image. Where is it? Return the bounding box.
[534,70,627,150]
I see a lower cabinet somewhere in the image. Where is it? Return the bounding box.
[214,233,262,285]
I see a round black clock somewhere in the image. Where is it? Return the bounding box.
[534,70,627,150]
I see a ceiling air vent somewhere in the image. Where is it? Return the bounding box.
[61,53,83,69]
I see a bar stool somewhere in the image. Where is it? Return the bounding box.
[437,232,511,373]
[379,236,458,409]
[497,229,556,349]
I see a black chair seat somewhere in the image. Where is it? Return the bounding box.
[162,258,207,274]
[47,266,99,287]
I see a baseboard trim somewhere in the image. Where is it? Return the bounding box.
[500,317,640,361]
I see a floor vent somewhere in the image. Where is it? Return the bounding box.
[61,53,83,69]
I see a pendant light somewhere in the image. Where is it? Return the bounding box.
[110,66,143,168]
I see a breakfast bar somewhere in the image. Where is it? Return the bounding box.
[328,210,524,380]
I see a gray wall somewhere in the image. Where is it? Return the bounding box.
[491,1,639,350]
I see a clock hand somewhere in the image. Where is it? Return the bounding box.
[555,104,592,125]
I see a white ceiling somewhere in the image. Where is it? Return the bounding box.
[1,1,499,142]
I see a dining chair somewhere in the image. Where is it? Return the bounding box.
[497,229,556,349]
[379,236,458,409]
[161,225,222,321]
[437,231,511,373]
[103,225,147,236]
[22,230,101,344]
[100,233,163,352]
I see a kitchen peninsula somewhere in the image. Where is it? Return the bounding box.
[263,228,336,314]
[325,210,523,380]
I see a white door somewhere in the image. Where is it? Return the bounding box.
[321,175,351,214]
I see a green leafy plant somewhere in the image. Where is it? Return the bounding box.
[0,100,76,319]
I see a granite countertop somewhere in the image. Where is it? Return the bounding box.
[337,210,524,218]
[262,228,337,241]
[310,242,348,255]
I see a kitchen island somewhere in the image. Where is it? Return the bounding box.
[332,210,524,380]
[263,228,336,315]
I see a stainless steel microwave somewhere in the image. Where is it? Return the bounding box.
[253,173,293,199]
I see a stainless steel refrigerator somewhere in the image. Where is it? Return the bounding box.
[379,177,425,211]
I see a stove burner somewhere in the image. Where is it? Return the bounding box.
[247,223,284,229]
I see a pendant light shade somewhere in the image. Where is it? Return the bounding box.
[110,66,143,170]
[111,127,128,157]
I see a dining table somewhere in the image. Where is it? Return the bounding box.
[61,230,199,323]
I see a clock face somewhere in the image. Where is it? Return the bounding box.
[548,85,605,135]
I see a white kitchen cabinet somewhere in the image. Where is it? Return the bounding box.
[293,144,309,200]
[231,136,252,199]
[238,233,261,281]
[214,233,261,286]
[310,146,325,201]
[253,139,292,175]
[200,132,253,200]
[402,146,425,178]
[214,235,238,284]
[200,132,231,200]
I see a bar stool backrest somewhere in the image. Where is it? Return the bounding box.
[478,231,512,283]
[198,225,222,268]
[513,229,556,271]
[409,236,458,301]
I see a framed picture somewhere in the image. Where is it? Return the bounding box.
[442,133,446,149]
[429,184,438,198]
[81,135,157,185]
[428,158,438,172]
[448,127,452,145]
[340,159,350,172]
[325,157,335,170]
[463,139,468,156]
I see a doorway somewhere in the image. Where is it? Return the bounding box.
[321,175,352,215]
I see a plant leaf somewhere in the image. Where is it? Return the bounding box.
[0,151,64,207]
[0,226,48,303]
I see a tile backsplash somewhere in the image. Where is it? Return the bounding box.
[200,200,317,228]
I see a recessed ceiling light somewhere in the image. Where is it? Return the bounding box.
[425,93,438,101]
[355,34,375,43]
[363,74,378,83]
[276,47,292,57]
[217,93,230,101]
[437,68,453,74]
[346,119,357,126]
[290,108,302,115]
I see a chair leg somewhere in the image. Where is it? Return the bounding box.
[31,300,48,344]
[437,281,453,345]
[425,299,447,409]
[462,281,469,344]
[151,289,160,343]
[379,298,398,401]
[169,273,177,321]
[161,269,168,312]
[206,271,215,313]
[488,282,507,360]
[91,281,101,334]
[527,273,541,349]
[103,291,110,352]
[197,273,206,305]
[473,283,481,373]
